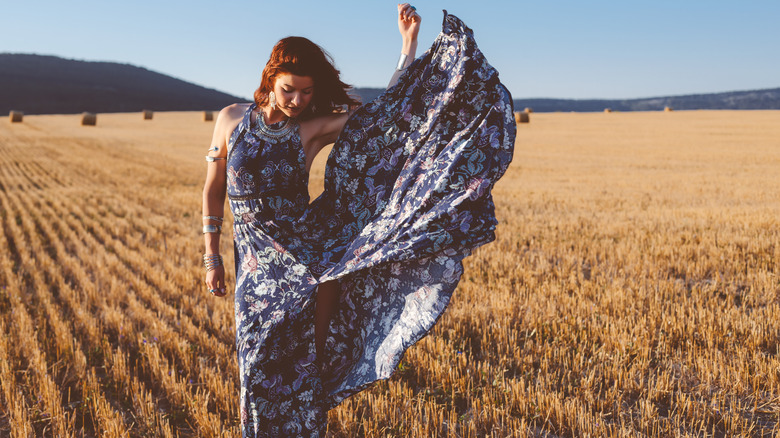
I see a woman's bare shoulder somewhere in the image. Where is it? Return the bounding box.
[216,103,250,137]
[219,103,251,125]
[209,103,251,152]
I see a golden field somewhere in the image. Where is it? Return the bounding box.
[0,110,778,437]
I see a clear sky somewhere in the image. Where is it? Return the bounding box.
[2,0,778,101]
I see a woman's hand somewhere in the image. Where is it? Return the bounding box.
[388,4,421,88]
[397,3,421,45]
[206,265,227,298]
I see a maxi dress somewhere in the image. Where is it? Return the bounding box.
[226,12,516,437]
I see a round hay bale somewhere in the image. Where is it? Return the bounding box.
[9,110,23,123]
[203,111,214,122]
[514,111,530,124]
[524,107,533,114]
[604,108,612,113]
[142,110,153,120]
[81,112,97,126]
[664,106,674,112]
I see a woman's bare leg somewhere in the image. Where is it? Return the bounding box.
[315,280,339,367]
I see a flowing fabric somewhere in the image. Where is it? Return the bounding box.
[228,12,516,437]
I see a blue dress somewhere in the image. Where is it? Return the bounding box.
[227,12,516,437]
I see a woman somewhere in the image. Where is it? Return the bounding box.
[202,5,515,437]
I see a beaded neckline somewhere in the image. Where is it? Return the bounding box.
[252,105,296,140]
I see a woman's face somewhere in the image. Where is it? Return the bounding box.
[273,73,314,118]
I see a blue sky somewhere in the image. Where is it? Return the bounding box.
[1,0,778,100]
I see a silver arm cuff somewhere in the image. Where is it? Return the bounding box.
[203,224,222,234]
[396,53,408,71]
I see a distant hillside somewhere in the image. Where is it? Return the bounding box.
[0,53,391,115]
[351,87,385,105]
[0,54,244,114]
[4,53,778,115]
[515,88,780,113]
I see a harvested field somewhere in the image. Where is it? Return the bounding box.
[0,110,779,437]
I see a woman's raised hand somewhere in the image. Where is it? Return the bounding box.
[388,3,421,87]
[397,3,421,43]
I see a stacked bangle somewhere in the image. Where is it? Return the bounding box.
[203,254,223,272]
[203,215,224,223]
[203,224,221,234]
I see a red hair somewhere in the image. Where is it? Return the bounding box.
[253,37,360,119]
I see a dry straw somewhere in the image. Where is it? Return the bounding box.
[3,110,780,437]
[203,111,214,122]
[9,111,23,123]
[142,110,153,120]
[81,113,97,126]
[664,106,674,112]
[524,107,533,114]
[514,111,530,124]
[604,108,613,113]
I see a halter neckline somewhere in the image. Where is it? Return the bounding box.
[250,103,296,140]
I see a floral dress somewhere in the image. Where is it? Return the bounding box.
[228,12,516,437]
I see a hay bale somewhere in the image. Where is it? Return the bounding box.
[203,111,214,122]
[604,108,612,113]
[524,107,533,114]
[81,112,97,126]
[9,110,23,123]
[664,106,674,112]
[514,111,530,124]
[142,110,153,120]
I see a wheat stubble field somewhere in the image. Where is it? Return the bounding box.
[0,110,778,437]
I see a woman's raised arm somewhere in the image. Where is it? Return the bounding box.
[302,4,421,157]
[387,3,421,88]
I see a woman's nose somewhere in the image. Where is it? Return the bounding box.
[291,94,301,106]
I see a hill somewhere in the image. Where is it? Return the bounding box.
[0,54,390,115]
[514,88,780,113]
[351,87,386,105]
[0,53,244,114]
[4,53,778,115]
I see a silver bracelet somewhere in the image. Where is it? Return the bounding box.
[203,224,221,234]
[203,254,223,272]
[205,156,226,162]
[203,215,224,223]
[396,53,408,71]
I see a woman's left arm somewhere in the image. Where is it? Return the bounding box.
[388,3,421,88]
[303,4,421,157]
